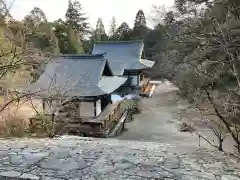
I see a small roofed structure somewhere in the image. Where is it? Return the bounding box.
[22,54,127,117]
[92,41,155,95]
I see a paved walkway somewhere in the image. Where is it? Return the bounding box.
[118,81,236,153]
[0,137,239,180]
[118,81,199,147]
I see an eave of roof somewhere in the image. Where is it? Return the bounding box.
[58,53,106,59]
[139,59,155,68]
[23,76,127,97]
[94,40,144,44]
[21,53,126,97]
[92,41,155,75]
[98,76,127,94]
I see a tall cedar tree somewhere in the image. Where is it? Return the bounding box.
[53,19,67,53]
[132,9,147,40]
[64,0,88,53]
[66,26,84,54]
[94,18,108,42]
[65,0,89,35]
[144,24,164,59]
[108,16,117,40]
[115,22,132,41]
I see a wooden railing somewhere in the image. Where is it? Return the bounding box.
[104,102,122,130]
[109,102,121,120]
[108,110,128,137]
[141,79,150,93]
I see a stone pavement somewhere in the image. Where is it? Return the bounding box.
[0,136,239,180]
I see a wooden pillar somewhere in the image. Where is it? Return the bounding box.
[140,72,144,81]
[76,102,80,118]
[78,101,81,117]
[94,100,97,117]
[137,73,140,86]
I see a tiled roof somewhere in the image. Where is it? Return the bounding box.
[92,41,155,75]
[23,54,127,97]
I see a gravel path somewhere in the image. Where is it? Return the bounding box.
[118,81,200,148]
[118,81,236,153]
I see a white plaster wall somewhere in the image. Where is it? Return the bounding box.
[79,102,95,117]
[96,99,101,116]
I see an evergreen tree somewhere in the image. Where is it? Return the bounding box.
[53,19,84,54]
[108,16,117,40]
[164,11,175,26]
[66,26,84,54]
[132,9,147,40]
[94,18,108,41]
[144,24,165,59]
[53,19,67,53]
[115,22,132,41]
[65,0,89,35]
[64,0,87,53]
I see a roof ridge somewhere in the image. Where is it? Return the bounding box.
[94,40,144,44]
[57,53,106,59]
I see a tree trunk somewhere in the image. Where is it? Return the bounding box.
[236,143,240,154]
[218,138,223,152]
[205,89,240,152]
[49,113,55,138]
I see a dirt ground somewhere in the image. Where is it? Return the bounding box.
[118,80,236,153]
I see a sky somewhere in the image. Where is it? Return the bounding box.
[8,0,174,31]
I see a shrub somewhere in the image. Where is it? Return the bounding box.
[0,115,28,137]
[179,122,195,133]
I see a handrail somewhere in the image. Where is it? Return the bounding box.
[108,110,128,137]
[82,102,120,124]
[142,80,149,93]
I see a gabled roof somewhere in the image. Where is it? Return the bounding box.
[23,54,127,97]
[92,41,155,75]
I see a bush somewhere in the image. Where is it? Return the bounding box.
[179,122,195,133]
[29,114,55,137]
[0,115,28,137]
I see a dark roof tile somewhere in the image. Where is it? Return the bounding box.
[92,41,154,75]
[23,55,126,97]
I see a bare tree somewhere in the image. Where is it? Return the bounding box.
[152,1,240,154]
[179,108,226,151]
[27,72,90,138]
[0,0,56,137]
